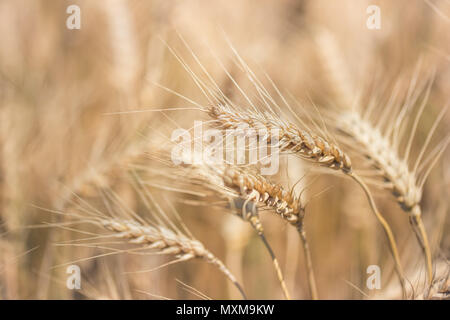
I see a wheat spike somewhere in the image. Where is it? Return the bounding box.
[55,173,247,299]
[165,151,319,299]
[213,163,318,299]
[56,203,246,299]
[99,218,244,294]
[337,110,445,287]
[223,165,319,299]
[209,104,352,173]
[161,160,292,299]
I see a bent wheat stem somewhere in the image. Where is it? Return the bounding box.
[349,172,406,297]
[230,198,291,300]
[410,215,433,286]
[259,229,291,300]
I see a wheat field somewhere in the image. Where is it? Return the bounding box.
[0,0,449,300]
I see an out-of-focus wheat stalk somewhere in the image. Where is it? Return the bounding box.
[314,29,450,289]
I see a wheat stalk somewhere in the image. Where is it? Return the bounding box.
[165,148,320,299]
[99,218,245,294]
[55,203,246,299]
[215,164,318,299]
[207,103,407,295]
[53,165,248,300]
[223,165,317,299]
[222,165,319,299]
[159,160,292,299]
[337,111,446,287]
[314,29,449,288]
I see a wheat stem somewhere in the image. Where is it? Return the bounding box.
[297,224,318,300]
[349,173,406,297]
[232,200,291,300]
[337,111,435,287]
[410,215,433,287]
[257,229,291,300]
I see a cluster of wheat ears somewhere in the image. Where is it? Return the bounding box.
[34,27,449,300]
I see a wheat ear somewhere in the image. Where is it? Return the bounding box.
[338,113,435,285]
[58,174,247,299]
[93,217,246,299]
[222,165,318,299]
[208,104,406,295]
[181,160,315,298]
[166,161,291,299]
[340,106,449,288]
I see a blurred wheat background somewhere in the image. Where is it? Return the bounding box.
[0,0,449,300]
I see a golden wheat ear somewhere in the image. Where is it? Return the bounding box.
[217,164,318,299]
[227,168,321,299]
[98,218,247,299]
[49,181,247,300]
[253,177,319,300]
[314,29,449,289]
[172,148,319,299]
